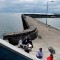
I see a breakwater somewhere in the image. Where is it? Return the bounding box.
[3,14,38,45]
[24,14,60,18]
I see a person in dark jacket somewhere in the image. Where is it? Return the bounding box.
[22,36,28,45]
[27,35,33,48]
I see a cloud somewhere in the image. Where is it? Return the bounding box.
[0,0,60,13]
[18,0,35,2]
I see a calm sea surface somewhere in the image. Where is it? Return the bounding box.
[36,18,60,30]
[0,14,60,39]
[0,13,23,38]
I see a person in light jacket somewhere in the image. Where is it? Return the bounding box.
[36,48,43,60]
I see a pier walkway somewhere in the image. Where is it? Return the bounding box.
[25,16,60,60]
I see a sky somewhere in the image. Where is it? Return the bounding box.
[0,0,60,13]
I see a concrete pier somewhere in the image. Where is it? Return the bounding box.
[24,16,60,60]
[3,15,60,60]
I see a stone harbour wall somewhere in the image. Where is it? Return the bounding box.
[3,14,38,45]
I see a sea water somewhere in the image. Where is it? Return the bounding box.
[36,18,60,30]
[0,13,23,38]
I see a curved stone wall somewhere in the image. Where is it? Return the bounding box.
[3,14,38,45]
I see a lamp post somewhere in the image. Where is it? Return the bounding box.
[34,6,35,14]
[46,1,54,25]
[34,5,35,18]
